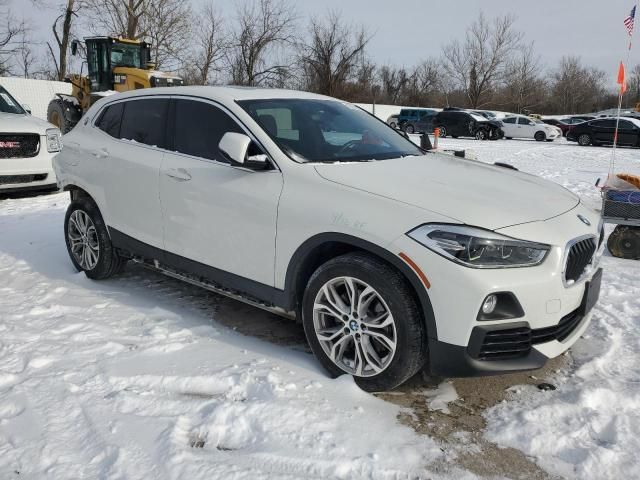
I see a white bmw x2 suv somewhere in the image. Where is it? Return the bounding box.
[53,87,604,391]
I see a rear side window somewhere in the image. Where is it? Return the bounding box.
[593,119,616,128]
[503,117,516,124]
[120,98,169,148]
[173,99,243,161]
[96,103,124,138]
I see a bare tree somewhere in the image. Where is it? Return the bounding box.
[0,0,27,75]
[627,64,640,108]
[228,0,296,86]
[550,56,606,114]
[84,0,149,39]
[16,25,38,78]
[44,0,83,81]
[143,0,192,70]
[298,11,370,97]
[502,42,544,113]
[442,13,523,108]
[182,2,226,85]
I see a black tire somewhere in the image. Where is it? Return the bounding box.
[475,129,488,140]
[302,252,427,392]
[505,137,513,140]
[437,126,447,137]
[47,99,80,134]
[577,133,592,146]
[607,226,640,260]
[64,197,126,279]
[451,135,459,138]
[404,124,415,134]
[389,122,397,129]
[545,139,554,142]
[534,131,546,142]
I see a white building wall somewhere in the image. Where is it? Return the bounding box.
[0,77,72,121]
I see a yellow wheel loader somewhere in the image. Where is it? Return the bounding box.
[47,36,183,133]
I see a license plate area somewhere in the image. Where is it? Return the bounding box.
[579,268,602,316]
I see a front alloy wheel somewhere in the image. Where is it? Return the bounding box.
[578,133,592,146]
[302,252,427,391]
[312,277,397,377]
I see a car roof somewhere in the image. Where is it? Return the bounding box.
[103,86,336,103]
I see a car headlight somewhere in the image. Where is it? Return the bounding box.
[46,128,62,152]
[407,224,550,268]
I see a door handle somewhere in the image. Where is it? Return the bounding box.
[91,148,109,158]
[164,167,192,181]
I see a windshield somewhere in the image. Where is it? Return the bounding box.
[238,99,424,163]
[0,86,26,114]
[110,43,142,68]
[469,113,487,122]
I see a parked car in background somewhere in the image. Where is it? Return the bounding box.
[561,116,596,125]
[53,86,603,391]
[471,110,497,120]
[398,108,437,132]
[501,115,560,142]
[402,110,438,134]
[386,114,399,129]
[567,117,640,147]
[0,84,61,194]
[433,109,504,140]
[542,118,572,137]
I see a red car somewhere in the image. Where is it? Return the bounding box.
[542,118,573,137]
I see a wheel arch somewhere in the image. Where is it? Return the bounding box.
[283,232,438,340]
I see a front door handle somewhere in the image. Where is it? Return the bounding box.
[164,168,192,181]
[91,147,109,158]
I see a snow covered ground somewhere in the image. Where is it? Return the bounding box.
[0,137,638,479]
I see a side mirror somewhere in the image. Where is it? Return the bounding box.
[219,132,268,169]
[22,104,31,114]
[71,40,78,56]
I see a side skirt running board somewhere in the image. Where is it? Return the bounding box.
[131,257,296,320]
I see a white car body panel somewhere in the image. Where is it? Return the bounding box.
[53,86,603,378]
[502,115,560,141]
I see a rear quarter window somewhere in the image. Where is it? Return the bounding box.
[119,98,169,148]
[95,103,124,138]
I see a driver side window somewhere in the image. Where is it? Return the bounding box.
[173,99,243,162]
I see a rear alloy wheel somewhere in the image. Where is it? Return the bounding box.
[302,253,426,392]
[475,129,488,140]
[437,126,447,137]
[404,124,415,134]
[607,226,640,259]
[64,198,126,279]
[534,131,546,142]
[578,133,592,146]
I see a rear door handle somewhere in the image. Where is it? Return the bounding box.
[91,147,109,159]
[164,167,192,181]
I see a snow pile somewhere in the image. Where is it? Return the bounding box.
[484,256,640,479]
[0,195,450,479]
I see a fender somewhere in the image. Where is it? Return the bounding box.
[283,232,438,340]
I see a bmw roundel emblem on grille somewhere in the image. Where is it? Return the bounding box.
[577,214,591,226]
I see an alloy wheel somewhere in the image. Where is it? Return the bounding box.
[67,210,100,270]
[312,276,397,377]
[578,134,591,146]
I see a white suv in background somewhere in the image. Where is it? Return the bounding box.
[53,87,603,391]
[0,85,61,194]
[502,115,561,142]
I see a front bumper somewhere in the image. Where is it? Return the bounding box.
[0,137,58,192]
[392,206,603,377]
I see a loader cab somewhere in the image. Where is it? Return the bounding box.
[84,37,152,92]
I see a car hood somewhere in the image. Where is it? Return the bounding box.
[0,112,54,134]
[314,154,580,230]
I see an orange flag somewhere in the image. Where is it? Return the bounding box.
[617,61,627,93]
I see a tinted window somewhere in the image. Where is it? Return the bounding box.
[503,117,517,124]
[592,119,616,128]
[96,103,124,138]
[174,100,243,161]
[618,120,635,129]
[0,86,25,114]
[120,98,168,147]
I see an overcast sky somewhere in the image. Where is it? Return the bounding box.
[9,0,639,86]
